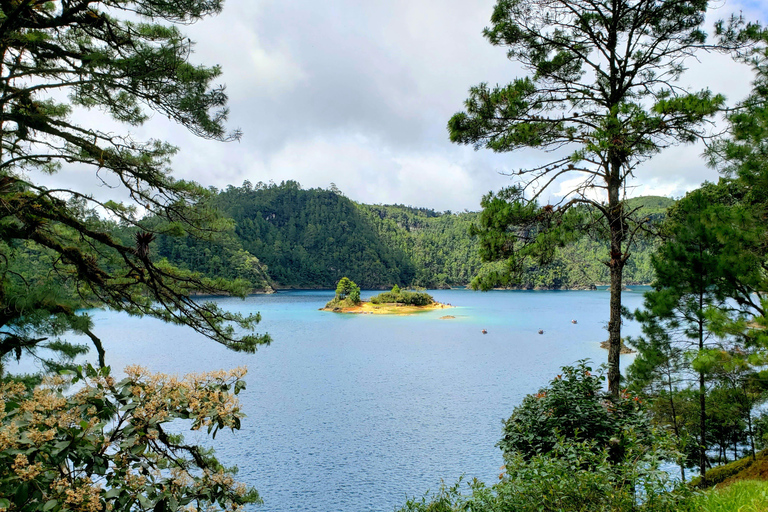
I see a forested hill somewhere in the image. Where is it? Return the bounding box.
[156,181,675,290]
[213,181,416,288]
[357,203,482,288]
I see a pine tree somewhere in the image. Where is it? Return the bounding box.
[0,0,270,377]
[450,0,755,394]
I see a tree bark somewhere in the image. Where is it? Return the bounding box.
[606,171,625,396]
[607,256,623,396]
[667,373,686,482]
[698,288,707,477]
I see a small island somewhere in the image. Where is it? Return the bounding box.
[321,278,451,315]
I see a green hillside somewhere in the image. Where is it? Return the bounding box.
[472,196,675,290]
[358,204,482,288]
[213,181,415,288]
[150,182,675,290]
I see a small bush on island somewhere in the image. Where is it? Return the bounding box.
[369,285,434,306]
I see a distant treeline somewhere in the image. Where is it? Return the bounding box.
[147,181,675,290]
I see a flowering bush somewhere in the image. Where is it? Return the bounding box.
[0,364,259,512]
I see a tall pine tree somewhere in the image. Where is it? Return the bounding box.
[0,1,270,376]
[450,0,754,394]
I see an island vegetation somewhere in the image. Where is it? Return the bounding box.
[322,281,450,315]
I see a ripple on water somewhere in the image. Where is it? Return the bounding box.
[29,288,646,512]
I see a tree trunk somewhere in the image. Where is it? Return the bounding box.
[607,259,623,395]
[699,374,706,476]
[606,181,625,396]
[667,375,686,482]
[748,408,756,460]
[698,291,707,477]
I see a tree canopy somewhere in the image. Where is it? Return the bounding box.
[0,1,269,509]
[0,364,260,511]
[449,0,754,394]
[627,33,768,477]
[0,0,270,376]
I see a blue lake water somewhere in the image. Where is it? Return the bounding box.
[11,288,649,511]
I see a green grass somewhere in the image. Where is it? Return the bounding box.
[690,455,757,488]
[685,480,768,511]
[691,449,768,489]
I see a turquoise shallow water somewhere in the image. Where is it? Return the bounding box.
[10,288,649,511]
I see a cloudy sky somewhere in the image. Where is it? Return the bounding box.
[64,0,768,212]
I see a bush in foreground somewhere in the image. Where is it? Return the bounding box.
[0,365,258,512]
[399,361,692,512]
[500,361,658,465]
[399,437,691,512]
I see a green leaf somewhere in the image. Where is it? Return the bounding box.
[105,488,121,499]
[14,483,29,507]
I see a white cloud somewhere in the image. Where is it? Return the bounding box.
[33,0,764,212]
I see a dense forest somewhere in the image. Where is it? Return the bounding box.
[150,181,674,290]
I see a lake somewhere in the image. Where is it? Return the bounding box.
[12,288,649,511]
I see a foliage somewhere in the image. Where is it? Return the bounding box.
[755,411,768,450]
[399,365,690,512]
[448,0,753,394]
[214,181,414,289]
[0,0,271,377]
[324,277,361,309]
[626,177,768,476]
[0,364,259,512]
[682,480,768,512]
[495,436,685,512]
[151,224,274,294]
[184,181,669,290]
[369,286,433,306]
[335,277,361,304]
[470,196,671,291]
[358,204,483,288]
[499,361,655,466]
[707,28,768,205]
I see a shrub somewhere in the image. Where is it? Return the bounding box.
[398,362,692,512]
[0,364,259,512]
[334,277,361,304]
[499,360,655,465]
[326,277,362,308]
[399,437,691,512]
[368,289,434,306]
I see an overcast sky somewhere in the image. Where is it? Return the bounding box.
[56,0,768,212]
